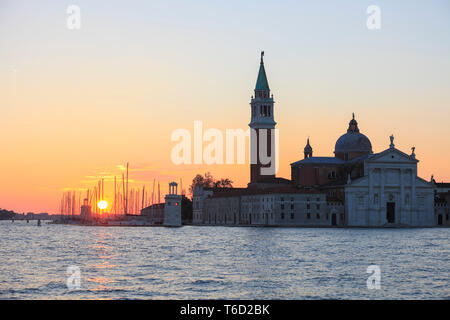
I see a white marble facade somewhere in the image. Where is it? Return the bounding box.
[345,145,435,227]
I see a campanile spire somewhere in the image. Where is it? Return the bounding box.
[255,51,270,93]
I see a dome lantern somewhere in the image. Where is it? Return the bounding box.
[347,113,360,133]
[334,113,372,160]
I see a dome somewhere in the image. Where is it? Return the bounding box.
[334,114,372,154]
[335,132,372,153]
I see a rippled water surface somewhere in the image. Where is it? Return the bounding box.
[0,221,448,299]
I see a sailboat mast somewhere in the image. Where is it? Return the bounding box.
[125,162,129,215]
[114,176,117,215]
[141,185,145,213]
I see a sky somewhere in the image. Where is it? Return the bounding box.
[1,0,449,214]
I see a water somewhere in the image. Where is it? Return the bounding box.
[0,221,448,299]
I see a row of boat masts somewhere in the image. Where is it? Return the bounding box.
[59,162,184,216]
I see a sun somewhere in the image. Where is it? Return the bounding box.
[97,200,108,210]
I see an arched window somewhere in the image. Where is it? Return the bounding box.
[328,171,337,179]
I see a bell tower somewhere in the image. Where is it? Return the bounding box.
[249,51,276,183]
[304,138,313,159]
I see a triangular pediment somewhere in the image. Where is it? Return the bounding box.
[367,147,418,164]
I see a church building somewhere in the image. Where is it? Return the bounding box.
[193,53,443,227]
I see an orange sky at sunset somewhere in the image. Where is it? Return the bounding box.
[1,1,449,214]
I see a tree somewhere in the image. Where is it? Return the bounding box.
[189,172,233,196]
[214,178,233,188]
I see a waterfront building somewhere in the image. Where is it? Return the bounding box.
[192,53,442,227]
[141,185,192,225]
[141,203,164,224]
[434,182,450,226]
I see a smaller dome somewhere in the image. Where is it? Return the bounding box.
[304,138,312,153]
[304,137,313,159]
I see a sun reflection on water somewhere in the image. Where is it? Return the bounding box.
[86,230,118,292]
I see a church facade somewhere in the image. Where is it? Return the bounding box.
[344,143,435,226]
[192,53,445,227]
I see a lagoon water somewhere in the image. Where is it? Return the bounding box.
[0,221,448,299]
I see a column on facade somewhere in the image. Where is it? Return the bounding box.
[344,188,350,226]
[368,169,373,208]
[368,168,373,224]
[380,168,385,224]
[411,168,416,225]
[399,168,404,224]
